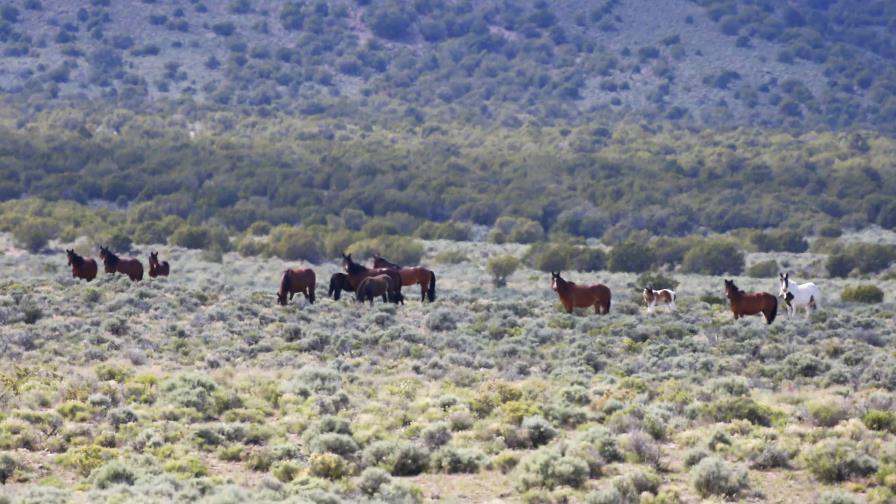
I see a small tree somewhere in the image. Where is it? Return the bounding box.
[608,240,655,273]
[681,240,744,275]
[488,255,520,287]
[14,217,58,253]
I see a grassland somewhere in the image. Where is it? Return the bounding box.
[1,233,895,503]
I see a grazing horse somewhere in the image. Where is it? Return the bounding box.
[372,255,437,302]
[551,272,611,314]
[779,273,821,318]
[356,274,404,305]
[328,272,355,301]
[277,268,316,306]
[341,253,404,304]
[66,249,98,282]
[643,288,676,313]
[148,251,170,278]
[99,246,143,282]
[724,279,777,325]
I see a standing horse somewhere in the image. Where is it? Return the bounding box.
[99,246,143,282]
[148,251,170,278]
[342,253,404,304]
[356,274,404,305]
[643,287,676,313]
[724,279,777,325]
[328,272,355,301]
[779,273,821,318]
[277,268,316,306]
[372,254,437,302]
[66,249,98,282]
[551,272,611,314]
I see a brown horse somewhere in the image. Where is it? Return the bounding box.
[724,279,777,325]
[372,255,437,302]
[99,246,143,282]
[277,268,316,306]
[328,272,355,300]
[356,274,404,305]
[148,251,170,278]
[551,272,611,314]
[342,253,404,304]
[66,249,98,282]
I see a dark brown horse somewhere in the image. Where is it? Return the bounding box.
[356,274,404,305]
[277,268,316,306]
[724,279,777,325]
[99,246,143,282]
[551,272,611,314]
[148,251,170,278]
[372,255,437,302]
[66,249,98,282]
[342,253,403,304]
[328,272,355,300]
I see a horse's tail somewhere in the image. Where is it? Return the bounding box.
[767,296,778,325]
[427,270,436,302]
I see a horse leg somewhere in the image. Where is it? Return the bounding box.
[420,281,426,302]
[564,301,573,314]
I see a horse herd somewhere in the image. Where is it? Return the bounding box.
[65,247,821,324]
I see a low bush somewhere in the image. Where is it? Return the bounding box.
[818,490,861,504]
[487,255,519,287]
[362,440,430,476]
[430,447,485,474]
[705,397,774,426]
[747,259,779,278]
[358,467,391,495]
[516,445,590,491]
[806,398,850,427]
[89,461,136,488]
[802,438,879,482]
[521,415,557,447]
[690,456,749,498]
[636,270,679,290]
[0,454,18,484]
[309,452,349,480]
[841,285,884,304]
[608,240,654,273]
[750,229,808,252]
[863,410,896,433]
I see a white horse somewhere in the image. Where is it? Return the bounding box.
[779,273,822,318]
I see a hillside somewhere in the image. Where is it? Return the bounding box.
[0,0,895,129]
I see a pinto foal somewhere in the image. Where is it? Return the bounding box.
[643,288,676,313]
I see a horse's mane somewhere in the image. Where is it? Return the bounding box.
[345,257,368,275]
[726,281,745,296]
[69,252,85,266]
[103,250,120,267]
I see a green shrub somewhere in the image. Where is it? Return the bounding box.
[13,217,58,253]
[705,397,773,426]
[434,249,469,264]
[841,285,884,304]
[751,229,808,252]
[487,255,519,287]
[265,225,322,262]
[783,352,830,378]
[415,221,470,241]
[521,415,557,447]
[170,224,231,252]
[89,461,136,489]
[690,456,749,498]
[0,454,17,484]
[430,447,485,474]
[863,410,896,433]
[358,467,391,495]
[516,445,590,491]
[636,270,679,290]
[362,441,430,476]
[608,240,654,273]
[802,439,878,483]
[272,461,301,482]
[747,259,779,278]
[309,453,348,480]
[827,244,896,277]
[806,398,850,427]
[681,240,744,275]
[347,236,424,265]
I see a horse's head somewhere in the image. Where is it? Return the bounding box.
[724,279,737,298]
[276,290,288,306]
[150,251,158,264]
[551,272,562,291]
[778,272,790,297]
[66,249,75,265]
[341,252,352,271]
[643,287,654,301]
